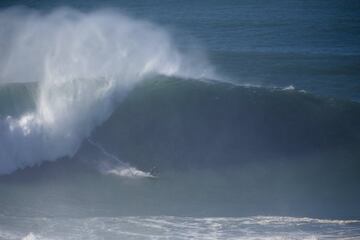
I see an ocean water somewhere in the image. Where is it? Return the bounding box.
[0,1,360,239]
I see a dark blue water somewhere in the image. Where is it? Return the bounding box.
[2,0,359,100]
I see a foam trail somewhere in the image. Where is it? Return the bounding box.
[0,7,214,174]
[87,138,154,178]
[87,138,124,163]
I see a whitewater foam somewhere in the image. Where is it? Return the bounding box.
[22,232,37,240]
[1,216,359,240]
[0,7,214,174]
[282,85,295,91]
[87,138,154,178]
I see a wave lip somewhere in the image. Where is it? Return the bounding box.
[0,7,214,175]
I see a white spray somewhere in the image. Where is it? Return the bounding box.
[0,7,214,174]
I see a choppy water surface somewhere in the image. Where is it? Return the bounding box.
[1,216,359,240]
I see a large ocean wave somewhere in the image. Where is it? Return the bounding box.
[1,3,360,239]
[0,5,360,221]
[3,77,360,174]
[0,7,214,174]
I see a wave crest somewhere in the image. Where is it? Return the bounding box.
[0,7,214,174]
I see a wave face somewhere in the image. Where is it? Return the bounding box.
[93,78,360,172]
[1,77,359,218]
[0,7,214,174]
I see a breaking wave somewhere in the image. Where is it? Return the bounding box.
[0,7,214,174]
